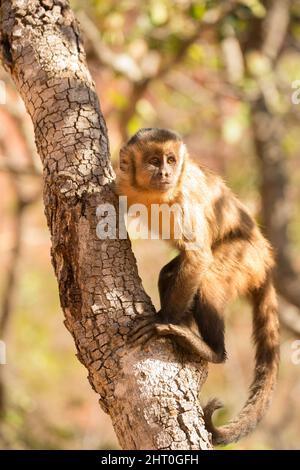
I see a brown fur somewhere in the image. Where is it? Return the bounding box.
[116,128,280,446]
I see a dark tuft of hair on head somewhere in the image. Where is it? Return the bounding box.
[127,128,182,146]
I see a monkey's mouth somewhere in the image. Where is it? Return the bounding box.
[151,180,172,190]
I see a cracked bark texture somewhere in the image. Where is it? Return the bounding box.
[0,0,211,450]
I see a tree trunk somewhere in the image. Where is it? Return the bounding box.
[248,0,300,311]
[0,0,211,450]
[251,98,300,305]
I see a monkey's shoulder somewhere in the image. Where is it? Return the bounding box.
[182,159,226,204]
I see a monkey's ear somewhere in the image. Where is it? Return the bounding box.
[119,146,131,173]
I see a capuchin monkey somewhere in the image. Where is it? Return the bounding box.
[116,127,280,446]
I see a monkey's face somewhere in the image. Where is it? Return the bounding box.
[130,141,185,192]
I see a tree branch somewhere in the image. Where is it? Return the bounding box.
[0,0,211,449]
[76,11,143,83]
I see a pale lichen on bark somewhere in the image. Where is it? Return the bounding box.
[0,0,211,449]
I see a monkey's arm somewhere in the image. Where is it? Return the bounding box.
[158,250,206,323]
[157,254,226,362]
[129,249,226,363]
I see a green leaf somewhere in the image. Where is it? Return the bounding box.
[127,114,143,136]
[108,90,128,110]
[189,3,206,20]
[239,0,266,18]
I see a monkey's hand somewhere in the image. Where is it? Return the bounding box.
[127,314,159,348]
[128,313,225,363]
[127,311,180,348]
[127,309,179,348]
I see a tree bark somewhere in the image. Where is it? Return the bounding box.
[251,98,300,308]
[0,0,211,450]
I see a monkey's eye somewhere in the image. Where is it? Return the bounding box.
[149,157,160,166]
[167,155,176,165]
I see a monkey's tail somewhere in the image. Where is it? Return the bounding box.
[203,273,280,446]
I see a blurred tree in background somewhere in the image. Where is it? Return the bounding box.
[0,0,300,449]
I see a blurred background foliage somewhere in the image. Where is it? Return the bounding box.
[0,0,300,449]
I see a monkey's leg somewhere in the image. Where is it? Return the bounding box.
[192,294,227,362]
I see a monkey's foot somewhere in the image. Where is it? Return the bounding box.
[155,323,226,363]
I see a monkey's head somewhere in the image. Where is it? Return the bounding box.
[119,128,186,192]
